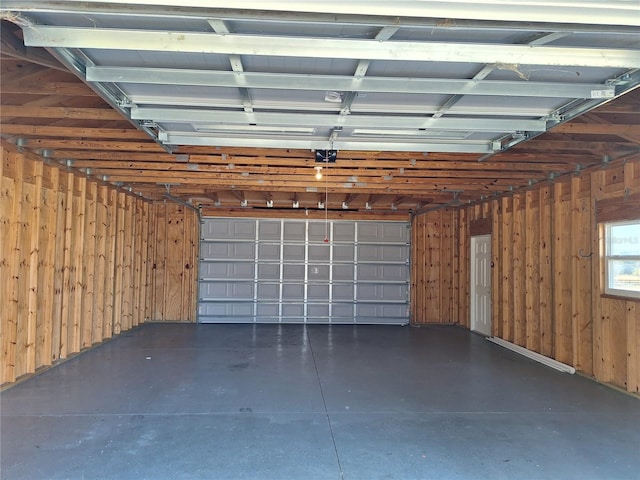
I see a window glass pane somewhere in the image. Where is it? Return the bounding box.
[608,223,640,256]
[608,259,640,293]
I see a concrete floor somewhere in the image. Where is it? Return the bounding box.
[1,324,639,480]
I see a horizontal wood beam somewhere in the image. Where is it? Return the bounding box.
[0,81,96,96]
[0,124,149,140]
[552,123,640,136]
[0,106,125,121]
[70,161,549,180]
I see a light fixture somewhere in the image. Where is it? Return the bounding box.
[324,91,343,103]
[315,166,323,180]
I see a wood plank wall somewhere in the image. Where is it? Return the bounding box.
[411,157,640,394]
[147,202,199,322]
[1,144,199,386]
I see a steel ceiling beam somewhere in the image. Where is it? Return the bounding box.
[4,2,640,34]
[131,107,547,131]
[86,67,617,99]
[23,26,640,68]
[157,131,493,153]
[7,1,640,28]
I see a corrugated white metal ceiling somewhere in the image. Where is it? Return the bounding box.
[2,0,639,154]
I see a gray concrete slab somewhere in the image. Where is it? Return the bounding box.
[1,324,639,479]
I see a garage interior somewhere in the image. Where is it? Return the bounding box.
[1,1,639,479]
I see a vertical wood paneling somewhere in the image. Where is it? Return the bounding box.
[121,195,135,331]
[113,192,126,335]
[491,199,502,338]
[627,301,639,393]
[553,180,573,365]
[92,185,108,344]
[2,152,21,383]
[36,165,58,368]
[2,143,199,386]
[50,173,67,362]
[59,171,74,359]
[525,190,540,352]
[539,185,553,357]
[69,177,87,354]
[571,175,593,374]
[104,189,117,339]
[25,160,43,374]
[82,181,97,349]
[411,156,639,394]
[501,197,513,341]
[441,210,453,323]
[512,194,526,346]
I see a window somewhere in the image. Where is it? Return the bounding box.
[604,220,640,299]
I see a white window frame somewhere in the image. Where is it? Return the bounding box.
[604,220,640,300]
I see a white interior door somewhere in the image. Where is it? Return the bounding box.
[471,234,492,336]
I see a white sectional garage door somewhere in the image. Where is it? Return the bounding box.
[198,218,410,324]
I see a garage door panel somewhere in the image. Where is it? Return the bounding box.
[282,264,305,280]
[307,304,330,318]
[358,264,408,282]
[256,303,279,317]
[257,283,279,300]
[308,222,328,241]
[202,218,256,239]
[258,220,281,240]
[282,283,304,299]
[200,262,254,280]
[358,244,408,263]
[308,284,330,299]
[199,218,408,324]
[356,303,407,319]
[333,264,355,281]
[332,303,356,319]
[308,244,330,261]
[258,243,280,260]
[333,245,355,262]
[358,284,407,301]
[201,242,255,260]
[283,244,305,261]
[283,221,306,242]
[282,303,304,318]
[257,263,280,280]
[200,281,254,299]
[333,222,356,242]
[199,302,253,318]
[358,222,409,243]
[333,284,354,300]
[308,264,330,280]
